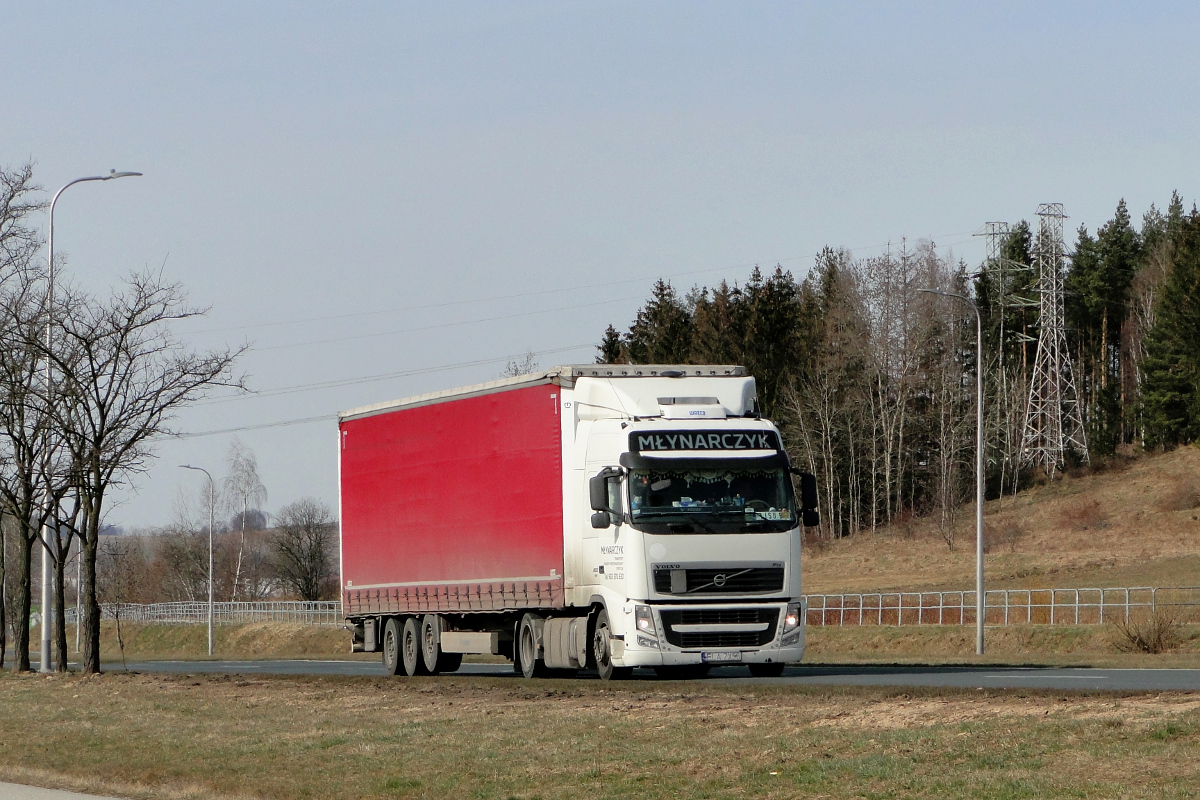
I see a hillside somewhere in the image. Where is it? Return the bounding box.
[803,445,1200,595]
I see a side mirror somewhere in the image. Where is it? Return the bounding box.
[589,474,609,512]
[590,511,611,529]
[800,473,818,511]
[803,509,820,528]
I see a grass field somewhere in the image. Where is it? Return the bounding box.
[1,670,1199,800]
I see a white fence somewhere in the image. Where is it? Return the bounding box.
[803,587,1200,627]
[64,601,343,627]
[60,587,1200,630]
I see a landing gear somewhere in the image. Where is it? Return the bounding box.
[593,609,631,681]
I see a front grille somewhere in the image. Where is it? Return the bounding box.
[659,607,779,649]
[654,566,784,595]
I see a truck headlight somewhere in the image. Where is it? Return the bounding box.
[634,604,657,639]
[783,602,803,633]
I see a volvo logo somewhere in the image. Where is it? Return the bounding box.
[713,573,727,587]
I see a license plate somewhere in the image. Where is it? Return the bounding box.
[701,651,742,663]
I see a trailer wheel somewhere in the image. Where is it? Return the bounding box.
[420,614,443,675]
[517,614,548,679]
[748,662,786,678]
[418,614,463,674]
[593,609,632,681]
[382,618,403,676]
[401,616,429,676]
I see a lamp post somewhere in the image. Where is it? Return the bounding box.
[919,288,985,655]
[41,169,142,673]
[180,465,216,656]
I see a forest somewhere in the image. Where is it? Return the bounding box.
[597,194,1200,544]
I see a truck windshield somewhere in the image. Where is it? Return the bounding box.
[628,467,796,533]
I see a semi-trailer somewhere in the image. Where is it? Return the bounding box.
[339,364,818,679]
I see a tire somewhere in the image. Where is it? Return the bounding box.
[654,665,711,680]
[517,613,548,679]
[382,618,403,676]
[748,662,786,678]
[421,614,444,675]
[439,652,463,673]
[401,616,428,676]
[592,608,632,681]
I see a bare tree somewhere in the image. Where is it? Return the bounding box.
[272,498,337,601]
[0,163,64,671]
[499,350,540,378]
[49,271,245,673]
[97,535,150,669]
[221,438,266,601]
[156,486,215,601]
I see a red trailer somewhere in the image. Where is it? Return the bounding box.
[340,381,566,618]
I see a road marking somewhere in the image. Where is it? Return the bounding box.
[982,674,1108,679]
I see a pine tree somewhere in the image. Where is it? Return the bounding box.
[624,279,692,364]
[690,281,742,365]
[596,324,624,364]
[1142,213,1200,447]
[739,266,804,419]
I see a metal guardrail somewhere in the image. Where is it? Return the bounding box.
[60,587,1200,630]
[64,601,344,627]
[802,587,1200,627]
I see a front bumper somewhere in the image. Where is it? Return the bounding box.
[615,601,806,667]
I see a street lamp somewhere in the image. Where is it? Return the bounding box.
[918,288,986,655]
[179,464,216,657]
[41,169,142,673]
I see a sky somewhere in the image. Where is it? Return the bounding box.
[2,2,1197,529]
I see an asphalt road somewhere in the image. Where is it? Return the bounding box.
[85,659,1200,691]
[0,782,120,800]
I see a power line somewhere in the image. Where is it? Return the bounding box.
[174,342,596,435]
[199,342,595,405]
[250,295,643,353]
[186,231,980,337]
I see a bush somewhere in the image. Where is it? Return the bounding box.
[1057,498,1107,531]
[1157,480,1200,512]
[983,521,1026,554]
[1110,608,1184,654]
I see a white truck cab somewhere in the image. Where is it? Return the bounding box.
[560,365,816,678]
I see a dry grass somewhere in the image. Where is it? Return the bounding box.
[808,623,1200,667]
[94,621,361,661]
[804,445,1200,594]
[2,670,1200,800]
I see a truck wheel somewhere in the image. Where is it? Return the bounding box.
[517,614,548,679]
[748,662,786,678]
[592,609,631,681]
[401,616,429,676]
[421,614,445,675]
[382,618,403,676]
